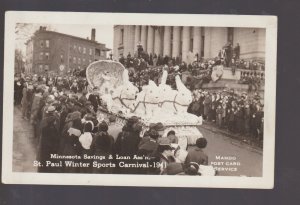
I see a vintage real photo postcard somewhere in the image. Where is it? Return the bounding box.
[2,11,277,188]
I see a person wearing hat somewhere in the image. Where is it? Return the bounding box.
[62,111,82,134]
[244,102,251,136]
[79,100,95,118]
[14,77,24,105]
[165,162,185,175]
[78,121,94,173]
[138,129,160,157]
[70,80,79,94]
[185,138,208,169]
[138,123,157,148]
[41,95,55,120]
[56,95,70,133]
[26,82,35,118]
[235,103,245,134]
[203,92,211,121]
[91,121,114,174]
[21,82,29,119]
[60,118,82,173]
[78,89,89,107]
[184,162,201,175]
[38,105,60,173]
[154,137,176,175]
[88,88,101,113]
[127,116,139,126]
[154,122,165,137]
[114,120,141,174]
[30,86,44,138]
[166,130,178,144]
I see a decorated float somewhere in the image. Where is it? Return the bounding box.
[86,60,203,150]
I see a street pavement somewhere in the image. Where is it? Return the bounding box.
[12,106,262,176]
[12,106,38,172]
[198,126,262,177]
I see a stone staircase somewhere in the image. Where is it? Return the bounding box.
[202,67,264,100]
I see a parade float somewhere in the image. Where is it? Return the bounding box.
[86,60,203,150]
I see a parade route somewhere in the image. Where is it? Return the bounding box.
[12,106,262,176]
[12,106,38,172]
[198,126,262,177]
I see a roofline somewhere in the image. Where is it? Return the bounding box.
[35,30,103,46]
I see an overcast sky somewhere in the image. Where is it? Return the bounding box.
[51,24,114,49]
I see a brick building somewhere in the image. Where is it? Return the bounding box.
[113,26,265,62]
[25,27,110,75]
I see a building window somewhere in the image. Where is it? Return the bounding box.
[83,47,86,54]
[120,29,124,45]
[74,45,77,50]
[201,35,205,57]
[228,27,234,44]
[95,49,100,56]
[89,59,92,63]
[45,40,50,48]
[40,40,44,48]
[44,65,49,71]
[60,54,64,63]
[79,46,82,53]
[45,52,49,60]
[78,58,81,64]
[39,52,43,60]
[89,48,92,55]
[83,58,86,64]
[39,64,43,72]
[73,57,76,64]
[69,57,72,63]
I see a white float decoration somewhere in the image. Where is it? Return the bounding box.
[86,60,203,149]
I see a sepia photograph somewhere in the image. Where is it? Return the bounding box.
[2,12,277,188]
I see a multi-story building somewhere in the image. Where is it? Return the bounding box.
[113,25,265,62]
[25,27,110,75]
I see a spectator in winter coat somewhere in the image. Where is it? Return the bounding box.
[166,130,178,144]
[185,138,208,168]
[216,104,224,128]
[61,119,82,173]
[37,106,60,173]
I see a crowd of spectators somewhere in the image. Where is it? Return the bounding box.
[12,42,265,175]
[14,74,209,175]
[187,89,264,142]
[117,43,264,91]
